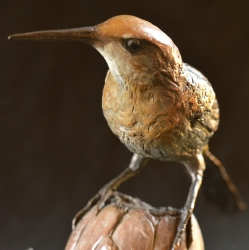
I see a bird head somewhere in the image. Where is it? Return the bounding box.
[9,15,183,86]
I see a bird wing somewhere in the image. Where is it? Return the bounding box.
[183,63,220,134]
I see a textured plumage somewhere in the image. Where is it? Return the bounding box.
[98,16,219,164]
[9,14,245,250]
[103,63,219,162]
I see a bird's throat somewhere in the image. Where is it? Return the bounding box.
[97,48,127,87]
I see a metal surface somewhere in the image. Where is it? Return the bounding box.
[65,192,204,250]
[9,15,245,250]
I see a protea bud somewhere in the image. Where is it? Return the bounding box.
[65,192,204,250]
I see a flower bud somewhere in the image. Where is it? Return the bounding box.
[65,192,204,250]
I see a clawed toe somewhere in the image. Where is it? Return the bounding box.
[72,193,101,228]
[170,208,192,250]
[72,187,114,229]
[96,190,113,213]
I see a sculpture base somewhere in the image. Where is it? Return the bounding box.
[65,192,204,250]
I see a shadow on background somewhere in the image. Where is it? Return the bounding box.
[1,0,249,249]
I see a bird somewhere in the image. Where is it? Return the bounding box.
[9,15,245,249]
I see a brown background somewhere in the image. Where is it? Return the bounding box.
[1,0,249,249]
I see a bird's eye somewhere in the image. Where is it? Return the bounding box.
[125,39,141,53]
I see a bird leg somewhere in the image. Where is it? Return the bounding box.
[171,154,205,250]
[72,153,148,228]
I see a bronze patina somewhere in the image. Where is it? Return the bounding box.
[9,15,245,249]
[65,192,204,250]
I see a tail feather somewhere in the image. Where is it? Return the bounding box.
[202,150,246,212]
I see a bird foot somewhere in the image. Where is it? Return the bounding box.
[170,208,192,250]
[96,184,114,211]
[72,185,114,229]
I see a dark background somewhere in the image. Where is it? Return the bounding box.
[1,0,249,249]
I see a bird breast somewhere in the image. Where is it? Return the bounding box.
[102,66,218,161]
[102,70,193,161]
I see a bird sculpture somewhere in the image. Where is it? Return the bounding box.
[9,15,245,249]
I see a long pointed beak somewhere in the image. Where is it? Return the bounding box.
[8,26,97,44]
